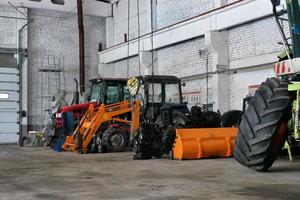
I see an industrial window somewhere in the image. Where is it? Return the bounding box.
[0,93,9,99]
[51,0,65,5]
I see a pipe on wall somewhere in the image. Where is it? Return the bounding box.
[77,0,85,94]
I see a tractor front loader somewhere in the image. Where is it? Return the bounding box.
[234,0,300,171]
[62,100,141,153]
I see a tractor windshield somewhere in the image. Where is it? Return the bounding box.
[165,83,180,103]
[149,83,162,103]
[123,85,131,101]
[90,81,105,102]
[106,83,121,104]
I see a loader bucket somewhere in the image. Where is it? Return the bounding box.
[173,128,238,160]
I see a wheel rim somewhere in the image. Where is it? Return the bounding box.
[109,134,125,148]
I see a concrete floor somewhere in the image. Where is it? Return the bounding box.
[0,145,300,200]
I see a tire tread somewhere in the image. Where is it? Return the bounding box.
[234,77,292,171]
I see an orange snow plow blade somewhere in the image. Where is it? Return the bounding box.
[173,128,238,160]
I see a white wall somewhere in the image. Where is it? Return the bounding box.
[26,9,106,127]
[0,0,112,17]
[0,5,29,137]
[157,37,213,106]
[156,0,216,29]
[227,15,290,109]
[100,0,289,112]
[109,0,151,46]
[0,6,18,48]
[107,0,217,47]
[229,67,275,110]
[228,16,289,62]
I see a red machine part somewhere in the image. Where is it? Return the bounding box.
[56,102,97,127]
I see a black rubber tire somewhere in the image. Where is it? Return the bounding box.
[76,132,82,152]
[234,77,293,171]
[89,135,98,153]
[102,128,129,152]
[156,110,190,154]
[133,122,162,160]
[155,110,190,128]
[220,110,243,127]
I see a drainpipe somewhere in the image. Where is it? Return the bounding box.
[77,0,85,94]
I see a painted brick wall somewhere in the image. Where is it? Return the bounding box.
[110,0,216,46]
[101,56,145,78]
[27,9,105,125]
[228,15,290,110]
[112,0,151,46]
[228,16,289,61]
[0,6,17,48]
[227,0,239,4]
[182,77,213,108]
[156,0,215,29]
[107,0,216,108]
[105,2,292,111]
[157,36,213,107]
[157,37,212,77]
[105,36,213,107]
[229,67,275,110]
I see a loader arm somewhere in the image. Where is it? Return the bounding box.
[62,100,141,153]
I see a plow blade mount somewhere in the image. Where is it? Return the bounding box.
[173,128,238,160]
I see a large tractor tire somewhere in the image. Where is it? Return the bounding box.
[156,110,190,154]
[133,122,162,160]
[102,127,129,152]
[220,110,243,127]
[234,77,293,171]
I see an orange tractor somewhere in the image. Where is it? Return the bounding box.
[44,78,129,151]
[62,100,141,153]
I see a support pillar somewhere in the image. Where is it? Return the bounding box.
[105,17,114,48]
[140,51,158,75]
[205,30,229,113]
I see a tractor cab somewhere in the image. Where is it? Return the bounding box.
[57,78,129,123]
[128,75,189,122]
[88,78,130,104]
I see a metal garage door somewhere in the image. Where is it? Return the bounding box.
[0,67,19,143]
